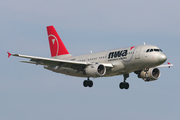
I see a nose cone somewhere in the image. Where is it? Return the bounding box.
[158,53,167,64]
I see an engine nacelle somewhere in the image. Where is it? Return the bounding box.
[137,68,161,81]
[85,64,106,77]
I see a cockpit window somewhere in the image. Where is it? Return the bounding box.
[146,49,162,53]
[150,49,153,52]
[154,49,160,52]
[146,49,150,52]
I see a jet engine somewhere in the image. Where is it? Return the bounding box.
[135,68,161,81]
[85,64,106,77]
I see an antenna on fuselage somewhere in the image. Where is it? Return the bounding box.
[143,42,146,45]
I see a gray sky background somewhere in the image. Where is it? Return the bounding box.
[1,0,180,120]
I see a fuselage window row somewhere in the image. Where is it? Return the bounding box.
[78,56,107,62]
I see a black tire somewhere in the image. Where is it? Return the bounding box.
[119,82,124,89]
[89,81,93,87]
[119,82,129,89]
[124,83,129,89]
[83,80,88,87]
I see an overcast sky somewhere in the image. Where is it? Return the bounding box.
[1,0,180,120]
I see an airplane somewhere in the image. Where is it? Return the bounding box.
[7,25,173,90]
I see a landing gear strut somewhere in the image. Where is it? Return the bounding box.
[119,74,130,89]
[144,68,150,82]
[83,77,93,87]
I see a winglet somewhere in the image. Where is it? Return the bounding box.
[167,62,173,68]
[156,62,173,68]
[7,52,12,58]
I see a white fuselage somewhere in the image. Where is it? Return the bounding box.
[45,45,167,78]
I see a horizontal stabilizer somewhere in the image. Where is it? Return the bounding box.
[7,52,12,58]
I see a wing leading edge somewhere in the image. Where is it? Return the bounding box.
[7,52,113,70]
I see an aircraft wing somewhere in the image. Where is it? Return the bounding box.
[7,52,113,70]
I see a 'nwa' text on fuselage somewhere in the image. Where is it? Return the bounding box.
[108,50,128,59]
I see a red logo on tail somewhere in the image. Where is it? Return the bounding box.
[47,26,69,57]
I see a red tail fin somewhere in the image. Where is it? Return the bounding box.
[47,26,70,57]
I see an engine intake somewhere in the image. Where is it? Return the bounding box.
[136,68,161,81]
[85,64,106,77]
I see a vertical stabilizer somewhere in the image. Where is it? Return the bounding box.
[47,26,71,59]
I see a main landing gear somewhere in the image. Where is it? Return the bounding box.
[83,74,130,89]
[83,77,93,87]
[119,74,130,90]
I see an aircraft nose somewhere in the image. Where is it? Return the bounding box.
[158,53,167,64]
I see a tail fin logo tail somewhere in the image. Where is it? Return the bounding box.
[48,35,59,57]
[47,26,70,57]
[52,39,55,44]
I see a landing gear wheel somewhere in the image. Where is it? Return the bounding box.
[124,83,129,89]
[119,82,129,89]
[83,80,88,87]
[83,80,93,88]
[119,74,130,90]
[89,81,93,87]
[120,82,124,89]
